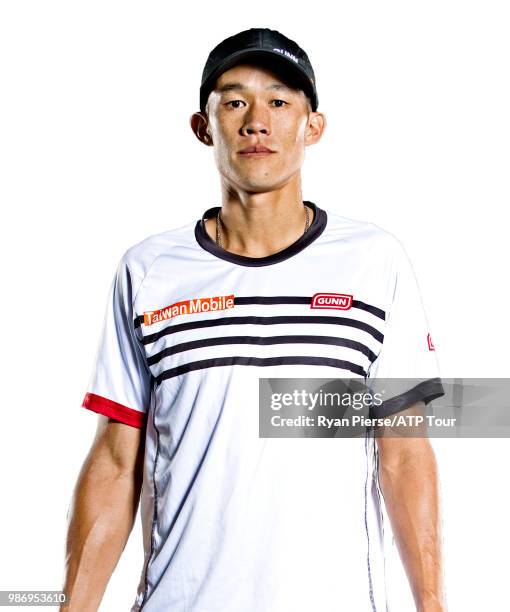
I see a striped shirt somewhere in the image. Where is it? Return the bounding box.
[82,201,444,611]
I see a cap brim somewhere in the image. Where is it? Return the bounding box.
[200,49,317,112]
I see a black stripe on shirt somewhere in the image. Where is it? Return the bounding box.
[142,315,384,346]
[147,334,378,367]
[154,355,368,385]
[233,296,385,320]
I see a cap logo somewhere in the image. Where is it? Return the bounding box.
[272,48,299,63]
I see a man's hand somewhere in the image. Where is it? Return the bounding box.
[376,402,447,612]
[61,415,145,611]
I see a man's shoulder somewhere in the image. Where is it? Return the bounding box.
[116,218,197,286]
[322,207,403,255]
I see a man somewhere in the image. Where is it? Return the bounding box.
[62,28,447,612]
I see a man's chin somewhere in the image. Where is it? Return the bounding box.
[231,173,293,194]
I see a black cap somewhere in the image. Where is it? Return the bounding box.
[200,28,318,113]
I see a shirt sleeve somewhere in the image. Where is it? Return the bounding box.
[81,254,151,428]
[366,236,445,419]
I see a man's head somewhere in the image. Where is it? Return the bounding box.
[190,29,326,194]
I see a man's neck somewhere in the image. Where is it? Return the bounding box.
[203,181,314,258]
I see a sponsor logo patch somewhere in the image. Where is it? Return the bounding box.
[427,333,435,351]
[310,293,353,310]
[144,294,235,326]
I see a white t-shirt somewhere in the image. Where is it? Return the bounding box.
[82,201,444,611]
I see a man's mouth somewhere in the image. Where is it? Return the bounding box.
[238,145,276,157]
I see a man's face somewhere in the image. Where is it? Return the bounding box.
[199,63,323,194]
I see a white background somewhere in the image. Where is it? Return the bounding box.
[1,1,508,610]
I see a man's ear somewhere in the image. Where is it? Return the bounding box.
[190,112,213,146]
[305,111,326,146]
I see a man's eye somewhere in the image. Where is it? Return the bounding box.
[226,100,245,109]
[272,99,288,107]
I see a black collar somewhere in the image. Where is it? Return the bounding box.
[194,201,327,267]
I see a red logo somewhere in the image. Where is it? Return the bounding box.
[427,333,435,351]
[144,294,234,326]
[310,293,353,310]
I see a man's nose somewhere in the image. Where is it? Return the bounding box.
[240,102,271,136]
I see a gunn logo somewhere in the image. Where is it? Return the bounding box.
[310,293,353,310]
[272,48,299,63]
[144,294,235,326]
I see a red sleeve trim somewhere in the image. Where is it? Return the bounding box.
[82,392,146,429]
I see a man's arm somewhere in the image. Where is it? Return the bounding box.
[376,402,447,612]
[61,416,145,611]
